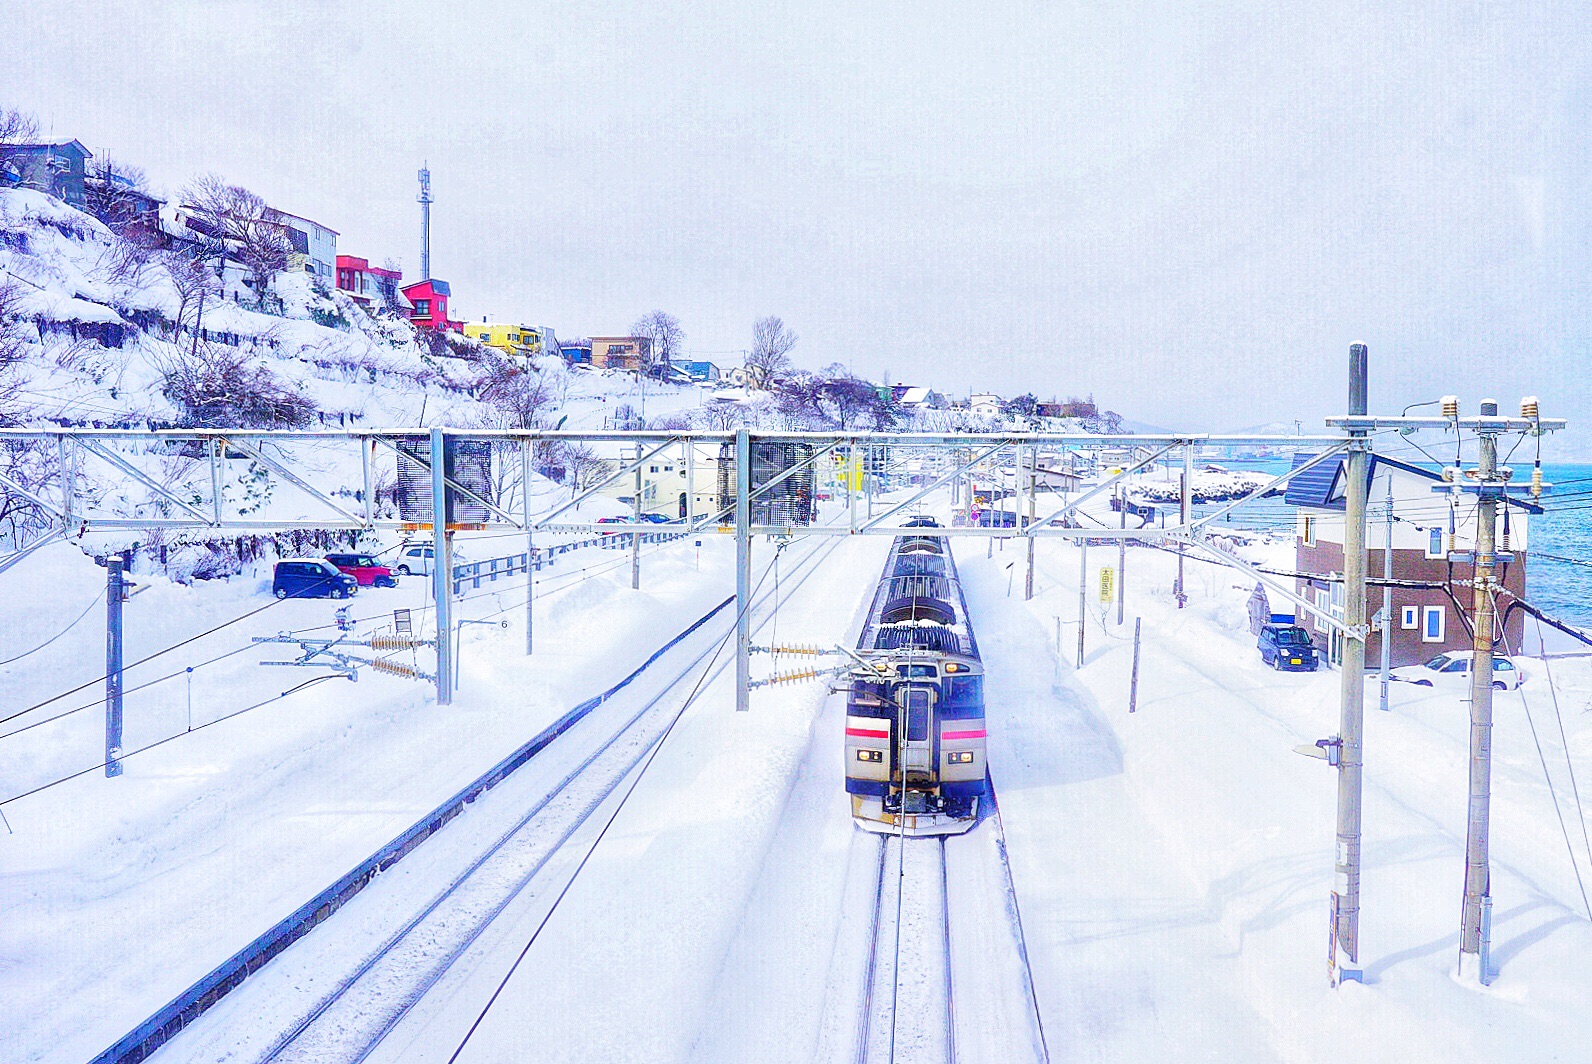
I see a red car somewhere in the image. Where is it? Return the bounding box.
[596,516,633,536]
[325,552,398,588]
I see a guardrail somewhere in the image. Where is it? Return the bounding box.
[451,530,692,594]
[92,593,735,1064]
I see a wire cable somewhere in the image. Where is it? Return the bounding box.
[0,588,105,667]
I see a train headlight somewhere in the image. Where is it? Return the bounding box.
[943,662,966,674]
[948,751,975,764]
[856,749,883,763]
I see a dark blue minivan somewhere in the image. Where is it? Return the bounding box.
[273,558,359,599]
[1258,622,1318,671]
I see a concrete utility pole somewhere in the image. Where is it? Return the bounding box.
[1378,479,1393,711]
[1177,444,1192,607]
[735,429,752,712]
[632,443,642,590]
[1332,343,1371,979]
[522,440,534,656]
[1460,400,1502,980]
[105,555,125,777]
[1117,482,1127,625]
[430,428,453,705]
[1076,541,1087,668]
[1025,444,1036,600]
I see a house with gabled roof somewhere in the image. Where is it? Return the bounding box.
[1285,452,1537,668]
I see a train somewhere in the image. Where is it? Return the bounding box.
[844,519,987,835]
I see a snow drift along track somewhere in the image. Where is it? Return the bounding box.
[91,594,736,1064]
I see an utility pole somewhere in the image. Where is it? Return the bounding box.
[1076,540,1087,669]
[1332,343,1370,982]
[1177,444,1191,607]
[522,440,534,656]
[417,165,433,280]
[632,443,642,590]
[1025,443,1036,600]
[735,429,752,712]
[105,554,125,777]
[1460,399,1502,982]
[1378,478,1393,711]
[1118,481,1127,625]
[430,427,453,705]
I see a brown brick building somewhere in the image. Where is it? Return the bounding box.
[1286,454,1533,668]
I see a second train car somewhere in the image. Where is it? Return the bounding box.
[844,523,986,835]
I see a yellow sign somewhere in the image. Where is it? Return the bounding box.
[1099,567,1116,603]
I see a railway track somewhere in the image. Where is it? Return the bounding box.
[158,534,845,1064]
[854,834,956,1064]
[850,793,1051,1064]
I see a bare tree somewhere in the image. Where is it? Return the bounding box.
[0,106,39,176]
[183,175,292,305]
[745,315,798,390]
[560,444,612,499]
[479,356,556,430]
[158,340,316,428]
[164,249,220,340]
[631,310,684,374]
[83,156,152,231]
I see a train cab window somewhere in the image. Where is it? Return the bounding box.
[904,688,932,741]
[943,676,983,707]
[898,664,937,678]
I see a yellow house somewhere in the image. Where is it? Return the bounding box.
[468,323,550,358]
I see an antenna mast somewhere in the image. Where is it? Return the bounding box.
[417,165,433,280]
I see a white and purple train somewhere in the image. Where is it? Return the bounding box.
[844,522,986,835]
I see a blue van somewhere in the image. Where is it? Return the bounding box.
[273,558,358,599]
[1258,622,1318,671]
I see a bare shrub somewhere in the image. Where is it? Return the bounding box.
[159,340,317,428]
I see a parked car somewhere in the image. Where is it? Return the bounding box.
[637,512,671,524]
[393,542,468,577]
[1257,623,1319,671]
[597,516,633,535]
[324,552,397,588]
[273,559,358,600]
[1391,651,1523,690]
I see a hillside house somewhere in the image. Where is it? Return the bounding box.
[335,255,408,310]
[1285,452,1536,668]
[467,323,559,359]
[590,336,652,371]
[679,360,721,382]
[970,394,1002,419]
[277,212,338,282]
[560,340,593,364]
[894,386,947,411]
[402,279,462,332]
[2,140,91,206]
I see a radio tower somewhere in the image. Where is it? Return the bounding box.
[417,165,433,280]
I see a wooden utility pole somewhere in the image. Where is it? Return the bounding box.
[1460,400,1502,981]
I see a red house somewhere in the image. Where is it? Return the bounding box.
[336,255,406,309]
[400,278,461,332]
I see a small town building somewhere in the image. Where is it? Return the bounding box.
[2,140,91,205]
[969,393,1002,419]
[560,340,593,364]
[467,322,559,359]
[401,279,461,331]
[678,360,721,382]
[276,211,338,282]
[1286,452,1535,667]
[335,255,407,310]
[590,336,652,371]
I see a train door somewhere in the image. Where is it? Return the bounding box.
[896,685,937,779]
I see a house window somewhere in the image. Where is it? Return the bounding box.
[1426,528,1445,559]
[414,299,430,315]
[1422,605,1446,643]
[1400,605,1418,630]
[1314,589,1331,634]
[1302,516,1315,545]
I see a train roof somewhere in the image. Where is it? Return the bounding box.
[858,535,979,659]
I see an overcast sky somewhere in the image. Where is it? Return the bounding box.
[6,1,1589,444]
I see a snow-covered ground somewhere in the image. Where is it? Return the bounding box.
[8,483,1592,1063]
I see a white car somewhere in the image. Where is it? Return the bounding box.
[1391,650,1523,690]
[392,543,469,577]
